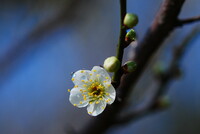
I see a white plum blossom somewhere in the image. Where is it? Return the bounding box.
[68,66,116,116]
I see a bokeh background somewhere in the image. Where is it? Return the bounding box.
[0,0,200,134]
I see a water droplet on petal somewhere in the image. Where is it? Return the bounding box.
[71,72,75,76]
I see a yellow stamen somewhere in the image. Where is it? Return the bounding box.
[95,82,99,85]
[88,93,92,96]
[105,77,109,79]
[106,99,111,103]
[107,84,111,87]
[96,101,99,104]
[67,89,71,92]
[83,84,87,87]
[89,79,93,82]
[93,70,97,72]
[81,80,85,82]
[89,73,93,76]
[73,104,77,106]
[88,112,92,114]
[89,102,93,104]
[103,81,107,83]
[96,74,100,77]
[106,93,110,96]
[71,78,75,81]
[102,106,105,109]
[74,85,78,88]
[97,85,104,89]
[83,96,87,101]
[79,101,83,104]
[81,70,84,73]
[99,98,103,100]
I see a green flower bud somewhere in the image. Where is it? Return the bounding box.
[103,56,120,72]
[123,61,137,73]
[123,13,138,29]
[125,29,136,42]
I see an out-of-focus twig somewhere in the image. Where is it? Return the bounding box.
[176,15,200,27]
[0,0,92,85]
[114,27,200,125]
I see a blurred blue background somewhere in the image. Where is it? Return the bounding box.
[0,0,200,134]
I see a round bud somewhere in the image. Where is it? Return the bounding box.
[125,29,136,42]
[123,61,137,73]
[123,13,138,29]
[103,56,120,72]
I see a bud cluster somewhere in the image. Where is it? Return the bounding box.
[103,13,139,76]
[124,13,138,44]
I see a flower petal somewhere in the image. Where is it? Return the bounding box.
[69,87,89,108]
[87,101,106,116]
[104,85,116,104]
[72,70,91,86]
[91,66,111,83]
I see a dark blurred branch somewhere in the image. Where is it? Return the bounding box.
[176,15,200,26]
[115,27,200,125]
[115,108,158,125]
[0,0,92,84]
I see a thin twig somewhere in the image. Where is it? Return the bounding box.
[112,0,127,88]
[176,15,200,26]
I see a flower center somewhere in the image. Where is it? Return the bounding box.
[88,82,105,98]
[91,86,101,96]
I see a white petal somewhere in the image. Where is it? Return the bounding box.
[72,70,91,85]
[104,85,116,104]
[69,88,89,108]
[87,101,106,116]
[91,66,111,83]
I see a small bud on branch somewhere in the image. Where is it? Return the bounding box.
[104,56,120,72]
[123,13,138,29]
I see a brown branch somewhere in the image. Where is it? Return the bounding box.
[176,15,200,26]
